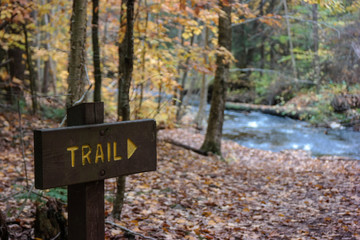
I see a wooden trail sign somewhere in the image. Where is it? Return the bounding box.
[34,117,157,189]
[33,102,157,239]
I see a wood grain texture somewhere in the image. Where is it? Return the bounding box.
[34,102,157,240]
[34,119,157,189]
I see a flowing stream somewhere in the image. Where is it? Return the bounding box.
[221,109,360,160]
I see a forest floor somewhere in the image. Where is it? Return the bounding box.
[0,111,360,239]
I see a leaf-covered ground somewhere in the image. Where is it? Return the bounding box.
[107,128,360,239]
[0,111,360,239]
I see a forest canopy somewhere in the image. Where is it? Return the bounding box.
[0,0,359,126]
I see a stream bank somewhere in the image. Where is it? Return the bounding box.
[225,102,315,120]
[222,110,360,160]
[184,103,360,160]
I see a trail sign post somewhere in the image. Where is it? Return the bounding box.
[34,102,157,239]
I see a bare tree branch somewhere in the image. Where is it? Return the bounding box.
[0,58,13,67]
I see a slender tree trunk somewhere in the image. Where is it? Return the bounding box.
[173,25,185,106]
[312,3,320,89]
[138,0,149,116]
[195,73,208,129]
[201,0,232,156]
[100,11,109,77]
[66,0,88,107]
[47,4,57,96]
[282,0,297,81]
[183,69,197,107]
[117,0,134,120]
[23,24,38,114]
[35,4,42,93]
[40,1,53,95]
[270,41,275,69]
[0,210,9,240]
[92,0,102,102]
[195,26,210,129]
[157,67,162,114]
[49,58,57,95]
[155,6,163,114]
[113,0,135,220]
[135,0,149,118]
[41,60,50,94]
[260,0,265,77]
[8,47,25,104]
[176,33,195,122]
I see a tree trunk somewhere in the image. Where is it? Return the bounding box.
[157,69,162,113]
[312,3,320,89]
[0,209,8,240]
[35,6,42,94]
[137,0,149,117]
[44,3,57,96]
[200,0,232,156]
[113,0,135,220]
[117,0,134,121]
[23,24,38,114]
[185,70,197,106]
[259,0,265,77]
[194,73,208,129]
[41,60,50,94]
[92,0,102,102]
[8,47,25,104]
[176,34,195,122]
[282,0,297,81]
[173,26,185,106]
[66,0,88,107]
[34,199,67,240]
[194,25,210,129]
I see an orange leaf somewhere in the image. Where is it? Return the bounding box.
[180,0,186,11]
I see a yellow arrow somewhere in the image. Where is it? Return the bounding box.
[127,138,137,159]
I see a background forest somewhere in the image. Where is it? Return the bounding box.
[1,0,360,239]
[1,0,359,127]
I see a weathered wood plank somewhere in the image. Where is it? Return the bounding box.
[68,181,104,240]
[67,102,104,126]
[34,119,157,189]
[34,102,157,240]
[67,103,105,240]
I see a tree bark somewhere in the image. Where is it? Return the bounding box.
[23,24,38,114]
[7,47,25,104]
[0,209,8,240]
[173,25,185,106]
[117,0,134,121]
[41,60,50,94]
[312,3,320,89]
[282,0,297,81]
[136,0,149,117]
[92,0,102,102]
[66,0,88,107]
[113,0,135,220]
[44,3,57,96]
[259,0,265,77]
[201,0,232,156]
[195,25,210,129]
[34,198,67,240]
[176,33,195,122]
